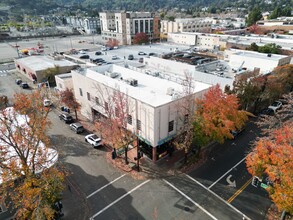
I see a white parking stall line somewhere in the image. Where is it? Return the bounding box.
[90,179,150,219]
[87,174,126,199]
[185,174,251,220]
[163,179,218,220]
[208,156,247,189]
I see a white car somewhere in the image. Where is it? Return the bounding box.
[268,101,282,112]
[43,99,52,107]
[112,55,118,60]
[85,134,102,147]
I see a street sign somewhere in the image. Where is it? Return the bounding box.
[261,183,268,189]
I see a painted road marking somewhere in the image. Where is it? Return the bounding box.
[86,174,126,199]
[185,174,251,220]
[208,156,247,189]
[227,177,252,203]
[163,179,218,220]
[90,179,150,219]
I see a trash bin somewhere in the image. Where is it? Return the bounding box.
[61,106,64,111]
[67,108,70,113]
[63,107,67,112]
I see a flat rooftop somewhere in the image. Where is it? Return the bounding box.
[15,55,78,71]
[76,64,211,107]
[233,50,287,61]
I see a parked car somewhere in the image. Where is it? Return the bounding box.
[15,79,22,85]
[95,51,102,55]
[79,55,90,59]
[230,127,245,139]
[69,122,85,134]
[91,58,104,63]
[43,99,52,107]
[138,51,146,55]
[79,50,87,54]
[139,57,144,63]
[259,108,275,117]
[268,101,282,112]
[112,55,118,60]
[128,54,134,60]
[20,82,29,89]
[148,52,157,56]
[85,134,102,147]
[59,113,74,123]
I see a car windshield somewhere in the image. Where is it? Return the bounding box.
[272,102,280,106]
[91,134,99,139]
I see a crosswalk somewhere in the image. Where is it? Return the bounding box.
[85,173,249,220]
[0,69,9,76]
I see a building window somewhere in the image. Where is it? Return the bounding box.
[127,114,132,125]
[137,119,141,131]
[104,102,109,111]
[95,97,100,105]
[87,92,91,101]
[79,88,83,96]
[168,120,174,132]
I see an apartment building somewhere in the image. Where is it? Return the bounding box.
[71,65,210,161]
[66,16,100,34]
[160,18,212,39]
[99,12,160,45]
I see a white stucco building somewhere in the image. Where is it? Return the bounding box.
[225,49,291,74]
[160,18,212,39]
[71,64,211,161]
[66,16,100,34]
[99,11,160,45]
[167,32,227,49]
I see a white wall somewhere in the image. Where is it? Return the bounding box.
[145,57,233,89]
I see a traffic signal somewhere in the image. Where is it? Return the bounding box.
[252,176,260,187]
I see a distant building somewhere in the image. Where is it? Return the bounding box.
[99,12,160,45]
[160,18,212,39]
[168,32,227,49]
[256,17,293,32]
[66,16,100,34]
[225,49,291,74]
[14,55,79,83]
[71,65,210,161]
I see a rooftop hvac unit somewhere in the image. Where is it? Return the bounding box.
[151,71,160,77]
[125,78,138,87]
[166,87,174,96]
[105,71,119,78]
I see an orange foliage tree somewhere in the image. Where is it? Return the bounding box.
[94,87,135,164]
[246,123,293,214]
[0,91,65,219]
[133,32,149,45]
[59,88,81,120]
[195,84,250,143]
[106,39,119,48]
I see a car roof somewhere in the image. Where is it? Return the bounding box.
[72,122,83,127]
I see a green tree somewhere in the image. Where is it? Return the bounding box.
[43,66,61,87]
[258,43,281,54]
[246,7,262,26]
